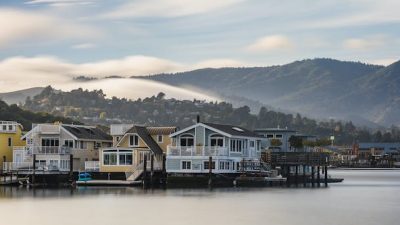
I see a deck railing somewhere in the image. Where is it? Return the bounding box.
[2,162,70,172]
[13,146,71,155]
[167,146,229,156]
[85,161,100,171]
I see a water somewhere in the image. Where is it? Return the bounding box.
[0,170,399,225]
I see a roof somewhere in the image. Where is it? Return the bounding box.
[254,128,297,133]
[62,125,112,141]
[202,123,263,138]
[126,126,163,155]
[146,127,176,135]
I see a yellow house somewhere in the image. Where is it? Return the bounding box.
[0,121,25,170]
[99,125,176,180]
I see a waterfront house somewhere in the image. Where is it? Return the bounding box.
[356,142,400,165]
[0,121,25,170]
[166,122,265,174]
[254,127,296,152]
[98,125,176,180]
[9,123,112,172]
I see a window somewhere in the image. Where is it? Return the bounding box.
[157,135,163,143]
[103,151,117,165]
[41,138,59,146]
[230,139,244,152]
[219,161,230,170]
[116,136,120,142]
[180,134,194,146]
[182,161,191,170]
[250,141,255,148]
[129,134,139,147]
[2,125,6,131]
[257,140,262,151]
[210,134,224,147]
[119,151,133,165]
[80,141,87,149]
[64,140,74,148]
[204,161,215,170]
[8,137,12,147]
[266,134,274,139]
[276,134,283,139]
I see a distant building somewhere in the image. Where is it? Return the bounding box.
[253,128,296,152]
[0,121,25,169]
[356,142,400,160]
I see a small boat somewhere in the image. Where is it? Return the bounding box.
[78,172,92,182]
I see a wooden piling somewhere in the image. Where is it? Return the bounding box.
[32,154,36,186]
[295,165,298,187]
[311,166,315,187]
[317,166,321,187]
[162,154,166,187]
[324,165,328,187]
[150,154,154,187]
[303,165,307,187]
[69,154,73,181]
[208,156,212,187]
[143,154,147,188]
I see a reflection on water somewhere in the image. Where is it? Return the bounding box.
[0,170,399,225]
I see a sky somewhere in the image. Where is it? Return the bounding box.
[0,0,399,94]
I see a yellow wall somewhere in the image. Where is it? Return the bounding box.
[150,134,172,153]
[0,125,25,169]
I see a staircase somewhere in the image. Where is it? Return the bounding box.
[125,160,163,181]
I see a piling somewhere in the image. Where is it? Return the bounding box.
[162,154,166,187]
[150,154,154,187]
[324,165,328,187]
[317,166,321,187]
[208,156,212,187]
[32,154,36,186]
[295,165,298,187]
[311,166,315,187]
[69,154,73,181]
[143,154,147,188]
[303,165,307,187]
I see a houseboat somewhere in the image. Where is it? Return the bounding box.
[166,122,266,175]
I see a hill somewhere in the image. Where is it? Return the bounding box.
[0,87,44,105]
[141,58,399,126]
[21,86,400,144]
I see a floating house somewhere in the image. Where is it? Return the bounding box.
[166,122,265,174]
[0,121,25,170]
[98,125,176,181]
[8,123,112,172]
[254,127,296,152]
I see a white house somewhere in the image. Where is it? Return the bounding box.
[166,122,265,174]
[10,123,112,172]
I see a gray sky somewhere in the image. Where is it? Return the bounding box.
[0,0,399,94]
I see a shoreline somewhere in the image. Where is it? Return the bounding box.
[333,167,400,170]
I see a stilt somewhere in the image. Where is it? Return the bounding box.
[162,154,166,187]
[295,165,298,187]
[303,165,307,187]
[143,154,147,188]
[69,154,73,182]
[32,154,36,186]
[311,166,315,187]
[317,166,321,187]
[150,154,154,187]
[324,165,328,187]
[286,165,290,187]
[208,156,212,187]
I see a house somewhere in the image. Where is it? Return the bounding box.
[98,125,176,180]
[0,121,25,170]
[356,142,400,163]
[254,127,296,152]
[10,123,112,172]
[166,122,265,174]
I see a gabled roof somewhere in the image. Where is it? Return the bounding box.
[146,127,177,135]
[203,123,263,138]
[125,126,163,155]
[170,122,263,138]
[62,125,112,141]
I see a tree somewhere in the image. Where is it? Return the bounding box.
[270,139,282,147]
[289,136,303,150]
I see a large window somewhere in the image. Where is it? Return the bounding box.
[180,134,194,146]
[64,140,74,148]
[230,139,245,152]
[103,150,118,165]
[204,161,216,170]
[41,138,59,147]
[119,150,133,165]
[210,134,224,147]
[129,134,139,147]
[182,161,191,170]
[219,161,230,170]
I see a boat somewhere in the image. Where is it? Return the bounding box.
[78,172,92,182]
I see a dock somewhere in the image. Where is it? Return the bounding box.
[76,180,142,186]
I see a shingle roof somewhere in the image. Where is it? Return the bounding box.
[62,125,112,141]
[146,127,176,135]
[203,123,263,138]
[126,126,163,155]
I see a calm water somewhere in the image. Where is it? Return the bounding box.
[0,170,399,225]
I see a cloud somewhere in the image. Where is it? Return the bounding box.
[245,35,293,52]
[71,43,96,49]
[193,58,254,69]
[368,58,398,66]
[102,0,244,19]
[343,36,386,50]
[25,0,94,6]
[0,8,100,48]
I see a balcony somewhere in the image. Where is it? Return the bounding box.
[14,146,71,155]
[2,161,70,172]
[167,146,229,157]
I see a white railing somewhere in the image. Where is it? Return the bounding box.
[85,161,100,171]
[13,146,71,155]
[35,124,61,134]
[167,146,229,156]
[2,162,70,172]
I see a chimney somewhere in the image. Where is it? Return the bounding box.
[196,115,200,123]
